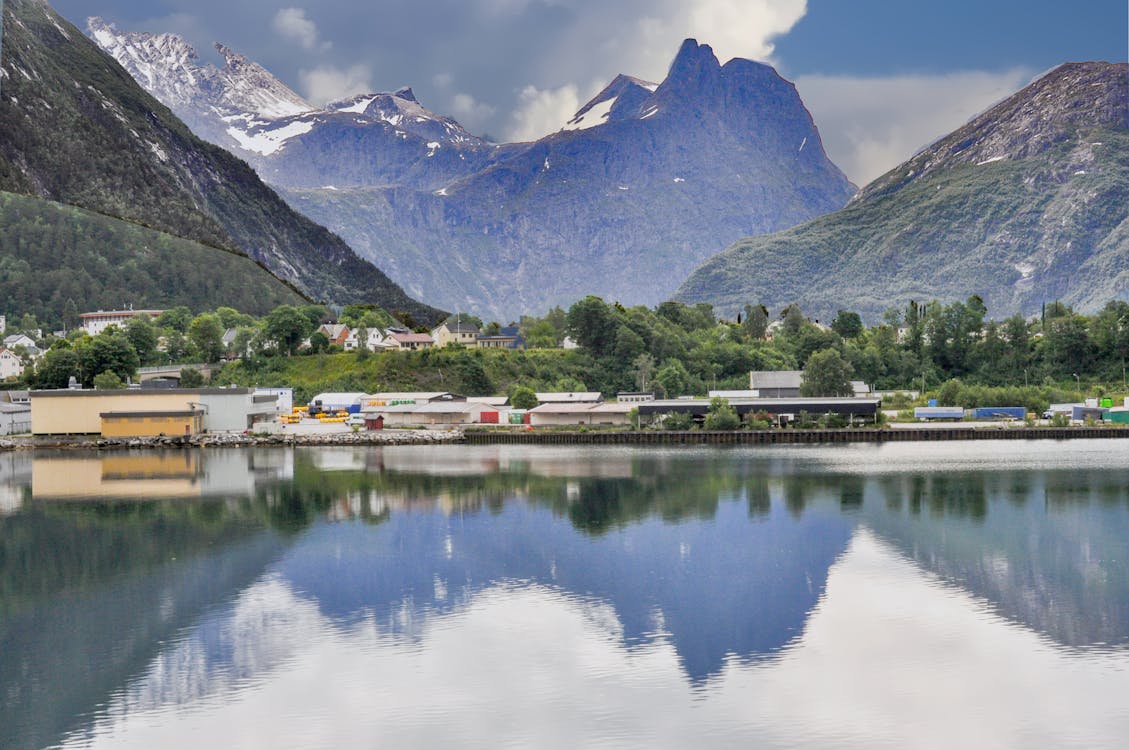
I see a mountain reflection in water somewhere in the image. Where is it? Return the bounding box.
[2,442,1129,749]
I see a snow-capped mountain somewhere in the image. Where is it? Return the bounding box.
[283,40,857,317]
[563,75,658,131]
[87,18,314,148]
[89,18,499,190]
[92,22,856,318]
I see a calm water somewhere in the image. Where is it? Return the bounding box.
[3,441,1129,749]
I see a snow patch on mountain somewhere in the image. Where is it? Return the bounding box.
[227,119,316,156]
[563,97,616,131]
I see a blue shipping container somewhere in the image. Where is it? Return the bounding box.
[971,407,1026,421]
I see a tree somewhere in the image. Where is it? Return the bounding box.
[163,331,190,362]
[92,370,125,390]
[654,359,691,398]
[703,397,740,430]
[62,298,80,332]
[187,313,225,363]
[308,330,330,354]
[630,353,655,392]
[300,305,328,329]
[81,330,140,385]
[125,314,159,365]
[524,319,560,348]
[781,304,805,335]
[800,349,853,396]
[510,385,539,410]
[33,348,80,389]
[831,310,864,339]
[179,367,205,388]
[566,296,619,356]
[553,376,587,392]
[215,306,253,330]
[742,303,769,340]
[613,325,645,361]
[264,305,315,356]
[156,306,193,333]
[453,352,494,395]
[231,326,259,359]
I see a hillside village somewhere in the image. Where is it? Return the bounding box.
[4,297,1129,440]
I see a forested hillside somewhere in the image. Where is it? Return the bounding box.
[0,192,307,325]
[0,0,442,322]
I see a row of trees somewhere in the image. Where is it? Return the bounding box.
[9,293,1128,401]
[16,303,389,388]
[519,295,1129,398]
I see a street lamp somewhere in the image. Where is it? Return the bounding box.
[1073,373,1081,393]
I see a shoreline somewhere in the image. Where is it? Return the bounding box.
[0,428,464,451]
[3,425,1129,451]
[465,426,1129,444]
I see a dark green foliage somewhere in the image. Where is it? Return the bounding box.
[450,350,495,396]
[308,332,330,354]
[662,411,695,430]
[178,367,205,388]
[831,310,864,339]
[263,306,316,356]
[188,313,224,363]
[566,296,620,356]
[78,329,140,385]
[0,192,306,328]
[124,316,160,366]
[92,371,125,390]
[33,348,80,389]
[801,349,854,397]
[509,386,539,410]
[703,397,740,430]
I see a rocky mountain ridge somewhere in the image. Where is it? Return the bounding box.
[89,24,856,319]
[0,0,440,321]
[89,18,502,191]
[676,62,1129,320]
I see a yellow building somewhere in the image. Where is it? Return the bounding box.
[30,387,274,435]
[99,410,203,438]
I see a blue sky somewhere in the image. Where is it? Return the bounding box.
[51,0,1128,184]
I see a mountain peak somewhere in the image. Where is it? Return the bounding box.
[563,73,658,131]
[394,86,418,103]
[667,39,721,82]
[859,59,1129,203]
[214,43,250,70]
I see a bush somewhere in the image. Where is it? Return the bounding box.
[92,370,124,390]
[662,411,695,430]
[703,397,740,430]
[179,367,205,388]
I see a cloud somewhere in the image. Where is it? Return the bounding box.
[795,68,1034,185]
[271,8,328,52]
[506,84,582,142]
[501,0,808,141]
[450,93,497,131]
[432,72,454,89]
[297,64,373,105]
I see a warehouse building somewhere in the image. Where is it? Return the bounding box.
[30,388,279,436]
